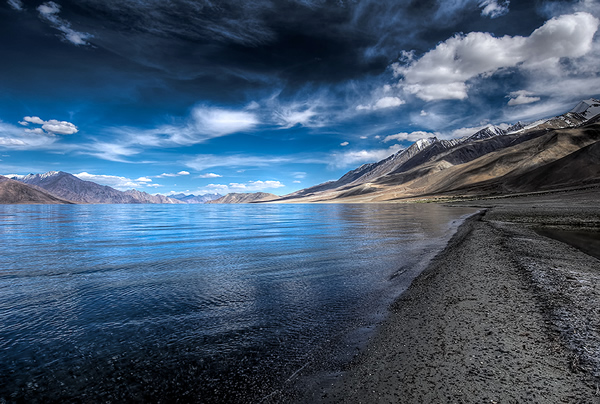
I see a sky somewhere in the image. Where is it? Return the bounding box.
[1,0,599,196]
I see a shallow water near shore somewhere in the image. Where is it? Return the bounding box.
[0,203,475,402]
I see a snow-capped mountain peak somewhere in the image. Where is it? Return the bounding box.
[570,98,600,119]
[467,125,507,141]
[413,137,438,150]
[21,171,63,181]
[506,121,527,133]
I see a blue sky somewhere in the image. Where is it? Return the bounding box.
[1,0,599,195]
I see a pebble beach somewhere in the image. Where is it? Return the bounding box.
[310,189,600,403]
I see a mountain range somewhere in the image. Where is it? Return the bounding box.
[1,98,599,205]
[169,193,223,203]
[275,98,600,203]
[207,192,280,204]
[0,171,219,204]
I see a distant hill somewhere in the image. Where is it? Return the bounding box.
[10,171,181,204]
[277,98,600,203]
[0,176,74,204]
[123,189,184,204]
[207,192,279,204]
[169,193,223,203]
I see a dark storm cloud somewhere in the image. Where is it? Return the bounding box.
[65,0,376,84]
[3,0,579,129]
[7,0,527,86]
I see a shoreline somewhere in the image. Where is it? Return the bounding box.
[306,190,600,403]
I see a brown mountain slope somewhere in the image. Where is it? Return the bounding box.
[457,139,600,195]
[0,176,74,204]
[507,140,600,190]
[277,124,600,203]
[416,124,600,197]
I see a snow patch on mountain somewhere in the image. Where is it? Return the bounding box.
[570,98,600,119]
[467,126,507,141]
[21,171,63,181]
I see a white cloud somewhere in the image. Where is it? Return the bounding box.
[177,170,190,175]
[155,170,191,178]
[201,180,285,194]
[201,184,229,192]
[74,172,156,190]
[83,142,140,162]
[383,131,435,143]
[110,105,259,150]
[374,96,405,109]
[22,116,78,135]
[7,0,23,11]
[237,180,285,191]
[42,119,78,135]
[37,1,59,15]
[197,172,222,178]
[479,0,509,18]
[0,121,58,149]
[340,141,349,146]
[24,116,45,125]
[293,180,301,184]
[393,12,599,101]
[24,128,45,135]
[274,104,319,128]
[0,130,26,146]
[190,106,258,137]
[37,1,93,46]
[507,90,541,106]
[264,89,337,129]
[268,94,331,129]
[0,139,25,146]
[539,0,600,21]
[502,99,571,123]
[500,31,600,119]
[293,172,306,179]
[357,96,405,111]
[328,145,403,169]
[246,101,260,110]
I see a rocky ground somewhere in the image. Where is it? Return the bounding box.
[305,188,600,403]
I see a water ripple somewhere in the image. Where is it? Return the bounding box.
[0,203,475,402]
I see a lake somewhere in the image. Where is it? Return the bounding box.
[0,203,475,403]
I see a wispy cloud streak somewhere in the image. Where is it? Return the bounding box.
[37,2,93,46]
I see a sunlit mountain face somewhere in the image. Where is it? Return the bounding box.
[1,0,599,197]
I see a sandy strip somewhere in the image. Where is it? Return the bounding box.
[307,191,600,403]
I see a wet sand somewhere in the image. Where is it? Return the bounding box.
[309,189,600,403]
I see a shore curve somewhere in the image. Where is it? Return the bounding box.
[308,189,600,403]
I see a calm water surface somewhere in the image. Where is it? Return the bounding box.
[0,204,475,403]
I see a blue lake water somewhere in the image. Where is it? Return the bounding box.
[0,203,475,403]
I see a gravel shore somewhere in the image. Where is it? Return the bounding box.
[310,189,600,403]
